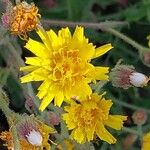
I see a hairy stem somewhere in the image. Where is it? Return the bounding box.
[0,88,20,150]
[103,27,150,52]
[123,127,141,136]
[41,19,128,29]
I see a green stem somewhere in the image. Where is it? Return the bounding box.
[41,19,128,29]
[122,127,141,136]
[138,124,143,140]
[103,27,150,52]
[109,94,150,114]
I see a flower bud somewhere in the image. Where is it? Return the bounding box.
[110,64,149,89]
[25,96,35,113]
[123,134,137,150]
[110,64,134,89]
[46,111,60,126]
[132,110,148,125]
[143,52,150,64]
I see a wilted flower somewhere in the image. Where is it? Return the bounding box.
[20,26,113,111]
[0,131,14,150]
[1,1,40,39]
[63,93,127,144]
[132,110,148,125]
[110,64,149,89]
[142,132,150,150]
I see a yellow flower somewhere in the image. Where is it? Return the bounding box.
[63,93,127,144]
[147,34,150,47]
[20,26,113,111]
[142,132,150,150]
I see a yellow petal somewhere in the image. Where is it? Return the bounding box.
[85,126,95,142]
[25,38,50,58]
[71,128,85,144]
[20,68,48,83]
[93,43,113,59]
[73,26,84,42]
[54,91,64,107]
[39,93,54,111]
[87,66,109,81]
[58,27,71,41]
[71,80,92,100]
[142,132,150,150]
[96,123,116,144]
[20,66,38,71]
[104,115,127,130]
[37,27,53,50]
[63,114,76,130]
[99,99,113,117]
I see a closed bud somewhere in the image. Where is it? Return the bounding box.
[132,110,148,125]
[110,64,149,89]
[46,111,60,126]
[123,134,137,150]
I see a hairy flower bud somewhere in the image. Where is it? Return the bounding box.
[132,110,148,125]
[46,112,60,126]
[123,134,137,150]
[110,64,149,89]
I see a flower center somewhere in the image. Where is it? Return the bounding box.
[76,106,105,127]
[51,48,86,86]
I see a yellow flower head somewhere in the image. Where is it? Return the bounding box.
[63,93,127,144]
[20,26,113,111]
[4,1,40,39]
[142,132,150,150]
